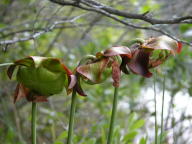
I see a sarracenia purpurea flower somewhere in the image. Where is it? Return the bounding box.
[7,56,76,103]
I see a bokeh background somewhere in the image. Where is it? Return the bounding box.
[0,0,192,143]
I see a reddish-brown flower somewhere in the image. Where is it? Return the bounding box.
[127,35,182,77]
[75,46,132,96]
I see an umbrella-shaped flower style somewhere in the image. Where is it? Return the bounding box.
[126,35,182,78]
[7,56,75,103]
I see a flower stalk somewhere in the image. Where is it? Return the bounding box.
[107,87,119,144]
[160,75,166,144]
[67,90,77,144]
[32,102,37,144]
[153,71,158,144]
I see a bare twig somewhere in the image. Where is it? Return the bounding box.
[49,0,192,24]
[0,14,88,45]
[48,0,192,47]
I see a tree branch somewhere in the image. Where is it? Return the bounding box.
[0,14,87,45]
[49,0,192,24]
[48,0,192,46]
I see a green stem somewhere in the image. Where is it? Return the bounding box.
[51,122,56,142]
[107,87,119,144]
[0,63,14,67]
[32,102,37,144]
[160,75,166,144]
[153,72,158,144]
[67,90,77,144]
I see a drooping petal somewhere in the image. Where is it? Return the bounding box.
[111,61,121,87]
[7,65,17,79]
[15,56,45,67]
[15,56,72,75]
[26,94,48,102]
[77,58,111,84]
[75,76,87,96]
[14,84,30,103]
[142,35,179,55]
[102,46,132,76]
[137,35,182,69]
[104,46,132,58]
[68,74,77,89]
[127,49,152,78]
[41,57,72,74]
[120,55,131,74]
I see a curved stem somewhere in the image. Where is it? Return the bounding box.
[160,75,166,144]
[107,87,119,144]
[32,102,37,144]
[67,90,77,144]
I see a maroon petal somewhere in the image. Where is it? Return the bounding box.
[127,49,152,78]
[7,65,17,79]
[68,74,77,89]
[75,76,87,96]
[142,35,179,55]
[14,84,29,103]
[104,46,132,58]
[76,58,110,84]
[31,95,48,102]
[120,55,131,74]
[112,61,121,87]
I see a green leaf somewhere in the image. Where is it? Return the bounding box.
[139,137,147,144]
[54,131,68,144]
[179,24,192,32]
[123,131,138,142]
[57,131,68,140]
[130,119,145,130]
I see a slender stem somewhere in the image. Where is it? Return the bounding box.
[160,75,166,144]
[153,72,158,144]
[0,63,14,67]
[51,122,56,142]
[67,90,77,144]
[32,102,37,144]
[107,87,119,144]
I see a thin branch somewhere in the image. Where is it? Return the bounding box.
[48,0,192,47]
[0,14,88,45]
[49,0,192,25]
[1,0,191,46]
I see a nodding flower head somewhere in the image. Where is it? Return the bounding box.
[126,35,182,78]
[7,56,75,103]
[75,46,132,96]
